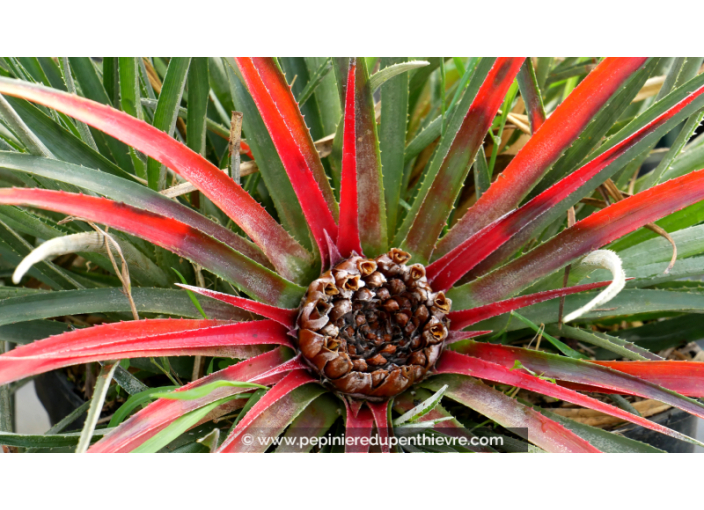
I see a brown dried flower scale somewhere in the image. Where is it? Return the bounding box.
[295,248,451,401]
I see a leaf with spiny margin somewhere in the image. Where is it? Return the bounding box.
[0,76,312,282]
[450,168,704,308]
[397,58,525,263]
[380,57,410,237]
[423,375,601,453]
[227,65,314,253]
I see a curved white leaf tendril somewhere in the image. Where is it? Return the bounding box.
[563,250,626,323]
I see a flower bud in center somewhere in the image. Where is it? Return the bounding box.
[295,249,451,401]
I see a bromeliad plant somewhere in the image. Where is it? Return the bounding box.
[1,57,704,452]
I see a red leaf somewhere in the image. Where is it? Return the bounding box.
[590,360,704,398]
[368,400,391,454]
[234,58,339,265]
[456,341,704,417]
[0,77,311,281]
[436,58,649,259]
[338,59,363,257]
[427,374,601,452]
[344,401,374,453]
[175,284,298,328]
[436,351,702,446]
[447,281,611,330]
[455,167,704,307]
[399,58,525,263]
[0,188,304,307]
[0,319,291,385]
[217,369,318,453]
[429,77,704,290]
[89,348,291,453]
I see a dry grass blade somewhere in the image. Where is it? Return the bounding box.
[89,223,139,321]
[229,111,243,184]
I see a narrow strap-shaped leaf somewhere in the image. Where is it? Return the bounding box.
[450,168,704,309]
[89,348,290,453]
[447,281,611,330]
[516,58,546,133]
[590,360,704,398]
[118,57,147,178]
[0,319,291,385]
[393,389,497,453]
[396,58,525,263]
[379,57,410,237]
[429,79,704,290]
[454,341,704,419]
[0,188,304,306]
[344,400,374,453]
[233,58,338,265]
[0,288,249,328]
[0,77,311,282]
[186,57,209,157]
[175,284,298,328]
[337,58,388,256]
[337,59,363,257]
[424,375,601,453]
[217,370,318,452]
[436,351,704,447]
[351,58,387,257]
[147,57,191,190]
[0,152,270,267]
[436,58,649,259]
[368,400,391,453]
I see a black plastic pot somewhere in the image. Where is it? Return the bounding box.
[616,407,698,453]
[34,370,86,430]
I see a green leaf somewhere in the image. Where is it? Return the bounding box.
[474,289,704,333]
[544,324,653,361]
[304,57,341,136]
[0,320,70,345]
[186,58,209,156]
[393,384,448,426]
[118,57,147,179]
[536,407,663,453]
[130,395,237,453]
[151,381,264,400]
[0,429,111,448]
[108,386,178,428]
[0,287,248,327]
[297,58,332,107]
[379,57,410,237]
[172,268,208,319]
[510,311,587,359]
[147,57,191,190]
[369,60,429,92]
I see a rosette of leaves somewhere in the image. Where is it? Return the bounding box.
[1,57,704,453]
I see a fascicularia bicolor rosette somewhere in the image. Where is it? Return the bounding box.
[295,248,451,401]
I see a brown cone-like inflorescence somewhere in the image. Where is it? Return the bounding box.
[295,248,451,401]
